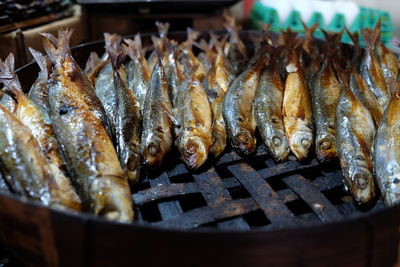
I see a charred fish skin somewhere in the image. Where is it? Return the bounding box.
[310,58,340,162]
[222,55,263,157]
[254,58,290,162]
[176,68,212,169]
[41,29,113,139]
[28,48,52,113]
[141,57,173,169]
[374,88,400,206]
[124,34,151,112]
[107,40,142,184]
[336,85,376,205]
[283,50,314,161]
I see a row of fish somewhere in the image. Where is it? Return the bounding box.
[0,15,399,221]
[83,18,400,208]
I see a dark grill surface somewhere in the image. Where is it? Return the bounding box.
[131,145,385,230]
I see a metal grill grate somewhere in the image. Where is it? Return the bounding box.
[131,145,385,230]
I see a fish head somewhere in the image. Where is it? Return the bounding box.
[289,130,313,161]
[348,167,375,205]
[234,128,256,156]
[268,133,290,162]
[316,133,337,162]
[141,137,165,168]
[178,131,209,169]
[125,154,141,184]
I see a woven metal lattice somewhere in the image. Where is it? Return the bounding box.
[131,145,385,230]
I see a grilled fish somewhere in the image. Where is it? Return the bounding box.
[360,28,390,111]
[283,47,314,161]
[200,36,234,157]
[41,29,113,139]
[374,81,400,206]
[28,48,52,113]
[43,30,133,222]
[222,52,264,157]
[0,104,77,210]
[223,12,248,75]
[141,51,173,168]
[175,64,212,169]
[255,51,290,162]
[336,81,376,205]
[124,34,151,112]
[0,53,82,211]
[107,37,142,184]
[310,57,340,162]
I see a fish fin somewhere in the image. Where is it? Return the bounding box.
[161,102,180,127]
[41,28,73,64]
[301,21,319,39]
[345,28,360,50]
[104,33,125,70]
[151,36,164,60]
[0,53,22,91]
[187,28,200,47]
[84,51,100,74]
[282,28,300,48]
[361,28,379,49]
[373,17,382,44]
[155,21,170,38]
[29,47,51,78]
[321,29,344,45]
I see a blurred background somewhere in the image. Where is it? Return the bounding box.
[0,0,399,68]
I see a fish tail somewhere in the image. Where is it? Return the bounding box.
[29,47,51,78]
[105,33,125,70]
[41,28,73,64]
[321,29,344,46]
[155,21,170,38]
[84,51,100,74]
[373,17,382,44]
[301,21,319,39]
[361,28,379,49]
[345,27,361,50]
[151,36,164,61]
[186,28,200,49]
[0,53,22,91]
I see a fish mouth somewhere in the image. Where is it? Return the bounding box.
[141,142,164,168]
[181,139,208,169]
[316,138,337,162]
[235,131,256,156]
[268,135,290,162]
[349,170,375,205]
[289,131,313,161]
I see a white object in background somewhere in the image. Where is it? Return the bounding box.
[312,0,336,25]
[334,1,360,27]
[292,0,314,23]
[262,0,293,23]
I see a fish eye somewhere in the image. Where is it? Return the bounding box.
[272,136,281,146]
[186,141,198,155]
[354,174,368,189]
[237,134,250,144]
[301,139,311,149]
[148,143,159,156]
[319,141,332,150]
